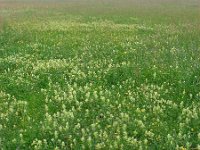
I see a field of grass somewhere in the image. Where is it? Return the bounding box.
[1,0,200,149]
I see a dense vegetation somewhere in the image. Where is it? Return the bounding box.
[0,0,200,149]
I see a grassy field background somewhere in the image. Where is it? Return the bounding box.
[1,0,200,149]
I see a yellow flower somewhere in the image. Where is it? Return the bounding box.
[180,146,186,150]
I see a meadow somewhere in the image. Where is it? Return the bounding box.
[0,0,200,149]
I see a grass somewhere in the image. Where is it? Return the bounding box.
[0,0,200,149]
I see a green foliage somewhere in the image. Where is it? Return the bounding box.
[1,0,200,149]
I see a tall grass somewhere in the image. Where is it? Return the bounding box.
[0,0,200,149]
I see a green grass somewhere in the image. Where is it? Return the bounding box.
[0,0,200,149]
